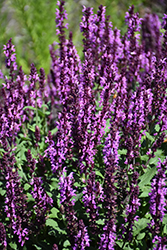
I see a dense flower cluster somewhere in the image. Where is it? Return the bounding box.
[1,0,167,249]
[149,158,167,249]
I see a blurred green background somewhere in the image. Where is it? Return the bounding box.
[0,0,166,76]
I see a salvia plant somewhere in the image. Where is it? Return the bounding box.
[0,1,167,249]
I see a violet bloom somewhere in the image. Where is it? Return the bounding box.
[148,159,167,238]
[30,176,53,233]
[73,220,90,250]
[121,172,140,242]
[59,167,79,247]
[142,12,162,58]
[100,125,119,248]
[1,40,26,146]
[59,167,76,206]
[44,131,58,173]
[82,171,104,234]
[3,153,30,247]
[34,125,40,148]
[26,63,40,112]
[162,14,167,58]
[3,38,17,80]
[0,223,7,250]
[52,244,59,250]
[152,236,167,250]
[99,220,116,250]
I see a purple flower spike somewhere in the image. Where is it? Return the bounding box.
[3,153,30,247]
[73,220,90,250]
[142,12,162,58]
[121,171,140,242]
[82,171,104,233]
[30,176,53,233]
[59,167,76,206]
[99,219,116,250]
[52,244,59,250]
[152,236,167,250]
[59,168,80,247]
[148,158,167,240]
[3,38,17,79]
[0,222,7,249]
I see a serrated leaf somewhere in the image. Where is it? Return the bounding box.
[140,155,149,161]
[18,167,28,181]
[138,166,157,187]
[154,150,165,159]
[149,157,158,165]
[134,218,150,236]
[139,185,150,198]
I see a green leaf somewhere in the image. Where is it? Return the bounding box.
[95,170,104,179]
[23,105,36,111]
[0,187,6,196]
[163,214,167,224]
[149,157,158,165]
[163,224,167,234]
[96,219,105,225]
[24,183,31,191]
[138,166,157,188]
[155,124,160,132]
[49,207,59,218]
[46,218,58,229]
[32,244,42,250]
[46,218,67,234]
[154,150,165,159]
[72,191,83,202]
[27,193,35,202]
[104,119,110,134]
[9,242,17,250]
[18,167,28,182]
[118,149,127,155]
[144,131,155,142]
[50,127,58,135]
[134,218,150,236]
[27,124,35,132]
[140,154,149,161]
[139,185,150,198]
[137,232,145,240]
[63,240,71,247]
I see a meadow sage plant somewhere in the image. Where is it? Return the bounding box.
[1,0,167,249]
